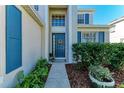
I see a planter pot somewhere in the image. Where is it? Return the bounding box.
[49,57,55,62]
[89,72,115,88]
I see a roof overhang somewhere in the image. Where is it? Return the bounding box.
[77,24,110,32]
[109,16,124,25]
[21,5,44,27]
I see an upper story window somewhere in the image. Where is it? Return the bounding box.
[78,14,84,24]
[77,13,90,24]
[34,5,39,11]
[52,15,65,26]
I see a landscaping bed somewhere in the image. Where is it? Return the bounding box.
[66,64,91,88]
[66,64,124,88]
[68,43,124,88]
[112,69,124,87]
[16,58,51,88]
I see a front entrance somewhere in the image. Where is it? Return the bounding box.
[52,33,65,58]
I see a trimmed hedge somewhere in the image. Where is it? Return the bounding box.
[72,43,124,70]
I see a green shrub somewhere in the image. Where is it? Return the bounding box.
[16,58,50,88]
[89,65,112,82]
[109,43,124,70]
[72,43,124,70]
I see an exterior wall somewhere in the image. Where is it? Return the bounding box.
[35,5,47,59]
[68,5,77,63]
[31,5,49,60]
[110,21,124,43]
[72,6,77,44]
[0,6,6,83]
[0,6,42,87]
[67,6,73,63]
[30,5,46,59]
[37,6,49,60]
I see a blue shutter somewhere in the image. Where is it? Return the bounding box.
[99,32,104,43]
[6,6,22,73]
[85,14,89,24]
[77,32,81,43]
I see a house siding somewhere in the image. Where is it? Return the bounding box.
[0,5,111,87]
[110,21,124,43]
[0,5,43,87]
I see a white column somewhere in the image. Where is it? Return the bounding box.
[44,6,49,60]
[68,6,73,63]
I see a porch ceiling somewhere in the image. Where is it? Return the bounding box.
[77,24,110,32]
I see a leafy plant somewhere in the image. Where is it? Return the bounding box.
[16,70,24,84]
[89,65,112,82]
[16,58,50,88]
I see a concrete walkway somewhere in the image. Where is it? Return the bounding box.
[45,62,70,88]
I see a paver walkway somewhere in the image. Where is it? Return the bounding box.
[45,62,70,88]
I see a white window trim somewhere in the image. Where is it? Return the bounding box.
[51,14,65,27]
[78,13,90,24]
[81,32,97,43]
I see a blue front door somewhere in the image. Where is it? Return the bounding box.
[52,33,65,58]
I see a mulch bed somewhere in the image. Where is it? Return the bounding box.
[112,70,124,87]
[65,64,124,88]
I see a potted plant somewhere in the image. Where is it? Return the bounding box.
[89,65,115,88]
[49,53,55,62]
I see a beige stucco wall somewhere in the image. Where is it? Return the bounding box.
[72,6,77,44]
[0,6,43,87]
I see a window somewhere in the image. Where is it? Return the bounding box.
[82,32,96,42]
[77,13,90,24]
[52,15,65,26]
[78,14,84,24]
[34,5,39,11]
